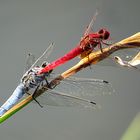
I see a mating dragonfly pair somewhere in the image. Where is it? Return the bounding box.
[0,42,113,117]
[22,43,114,109]
[0,12,120,116]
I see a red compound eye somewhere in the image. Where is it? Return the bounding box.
[98,29,110,40]
[103,30,110,40]
[98,29,104,34]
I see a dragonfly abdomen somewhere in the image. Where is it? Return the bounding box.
[39,46,83,74]
[0,83,25,116]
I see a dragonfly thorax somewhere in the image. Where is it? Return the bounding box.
[21,66,50,90]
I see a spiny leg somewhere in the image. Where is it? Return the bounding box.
[32,85,43,108]
[44,77,55,89]
[98,42,103,53]
[87,43,93,69]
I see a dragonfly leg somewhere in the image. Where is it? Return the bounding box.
[45,78,50,87]
[98,42,103,53]
[32,96,43,108]
[84,43,92,69]
[44,77,57,89]
[32,85,43,108]
[87,55,92,69]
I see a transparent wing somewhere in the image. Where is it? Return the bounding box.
[82,10,98,38]
[30,43,54,70]
[34,76,114,108]
[24,53,36,72]
[36,90,96,108]
[24,43,54,72]
[34,75,114,108]
[51,76,114,99]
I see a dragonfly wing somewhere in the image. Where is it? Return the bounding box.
[82,10,98,38]
[30,43,54,69]
[36,89,96,108]
[47,76,115,100]
[24,43,54,73]
[24,53,36,72]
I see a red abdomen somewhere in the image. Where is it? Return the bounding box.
[38,45,83,74]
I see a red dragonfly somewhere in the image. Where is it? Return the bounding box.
[38,13,110,74]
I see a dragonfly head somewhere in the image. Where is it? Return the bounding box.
[41,61,49,68]
[98,29,110,40]
[41,61,53,74]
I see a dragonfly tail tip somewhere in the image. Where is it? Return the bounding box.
[103,80,109,84]
[90,101,96,105]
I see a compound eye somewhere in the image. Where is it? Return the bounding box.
[104,31,110,40]
[98,29,104,34]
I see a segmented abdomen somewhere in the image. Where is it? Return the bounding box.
[39,45,83,74]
